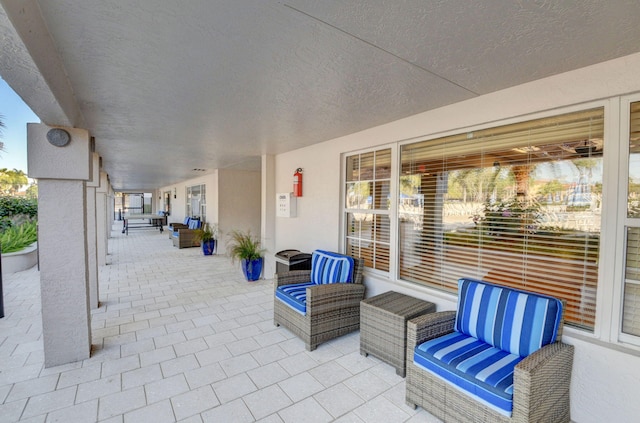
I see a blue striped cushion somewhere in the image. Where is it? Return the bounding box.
[310,250,354,285]
[188,219,201,229]
[455,278,562,357]
[275,282,316,315]
[414,331,524,416]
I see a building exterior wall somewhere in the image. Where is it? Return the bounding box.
[218,169,262,257]
[273,52,640,423]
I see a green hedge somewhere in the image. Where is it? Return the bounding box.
[0,196,38,219]
[0,196,38,232]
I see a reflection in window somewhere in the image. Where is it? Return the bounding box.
[399,108,603,330]
[345,149,391,272]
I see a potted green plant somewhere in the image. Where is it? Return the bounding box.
[193,222,219,255]
[226,229,265,281]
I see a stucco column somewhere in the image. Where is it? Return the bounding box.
[27,124,92,367]
[86,152,100,309]
[96,171,109,265]
[261,154,276,279]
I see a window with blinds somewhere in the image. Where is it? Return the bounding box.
[345,149,391,272]
[399,108,604,330]
[622,101,640,337]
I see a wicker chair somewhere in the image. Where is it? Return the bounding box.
[168,217,191,239]
[405,279,574,423]
[171,219,202,249]
[274,251,365,351]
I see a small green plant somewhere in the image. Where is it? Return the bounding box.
[226,229,265,262]
[193,222,219,243]
[0,221,38,253]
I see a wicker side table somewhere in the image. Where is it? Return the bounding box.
[360,291,435,377]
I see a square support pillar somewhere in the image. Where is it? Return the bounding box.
[86,152,100,309]
[28,124,92,367]
[96,171,109,265]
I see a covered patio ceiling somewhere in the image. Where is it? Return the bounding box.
[1,0,640,190]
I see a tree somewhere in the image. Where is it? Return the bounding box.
[0,168,28,195]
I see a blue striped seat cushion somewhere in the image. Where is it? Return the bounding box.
[310,250,354,285]
[414,331,524,416]
[455,278,562,357]
[275,282,316,315]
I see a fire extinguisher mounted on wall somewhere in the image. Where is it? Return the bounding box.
[293,168,303,197]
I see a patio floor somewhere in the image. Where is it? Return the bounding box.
[0,223,440,422]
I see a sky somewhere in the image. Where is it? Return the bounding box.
[0,77,40,173]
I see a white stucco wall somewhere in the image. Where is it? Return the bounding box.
[218,169,262,256]
[273,52,640,423]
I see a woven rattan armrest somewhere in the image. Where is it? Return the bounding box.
[275,270,313,288]
[406,311,456,351]
[305,283,366,316]
[169,223,189,230]
[512,341,575,422]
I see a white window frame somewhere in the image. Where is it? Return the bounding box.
[614,95,640,347]
[341,145,398,278]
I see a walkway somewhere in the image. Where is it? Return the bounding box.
[0,224,438,422]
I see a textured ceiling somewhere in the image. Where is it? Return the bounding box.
[2,0,640,190]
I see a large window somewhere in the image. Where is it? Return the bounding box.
[622,102,640,337]
[345,149,392,272]
[399,108,603,330]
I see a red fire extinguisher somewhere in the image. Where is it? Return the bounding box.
[293,168,303,197]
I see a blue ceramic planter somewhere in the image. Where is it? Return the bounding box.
[242,258,263,281]
[201,239,216,255]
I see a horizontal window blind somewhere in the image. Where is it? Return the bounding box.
[623,227,640,336]
[623,102,640,337]
[629,103,640,218]
[399,108,604,330]
[345,149,391,272]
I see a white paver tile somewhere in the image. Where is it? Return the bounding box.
[144,374,190,404]
[57,364,102,389]
[184,362,226,389]
[5,373,59,402]
[21,385,76,418]
[219,353,260,377]
[170,385,219,420]
[160,354,200,377]
[76,375,121,403]
[344,371,391,401]
[278,397,333,423]
[353,395,411,423]
[212,373,257,404]
[278,371,325,402]
[123,399,175,423]
[46,398,99,423]
[200,398,254,423]
[122,363,163,390]
[98,386,147,420]
[243,385,293,420]
[247,362,290,389]
[314,383,365,418]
